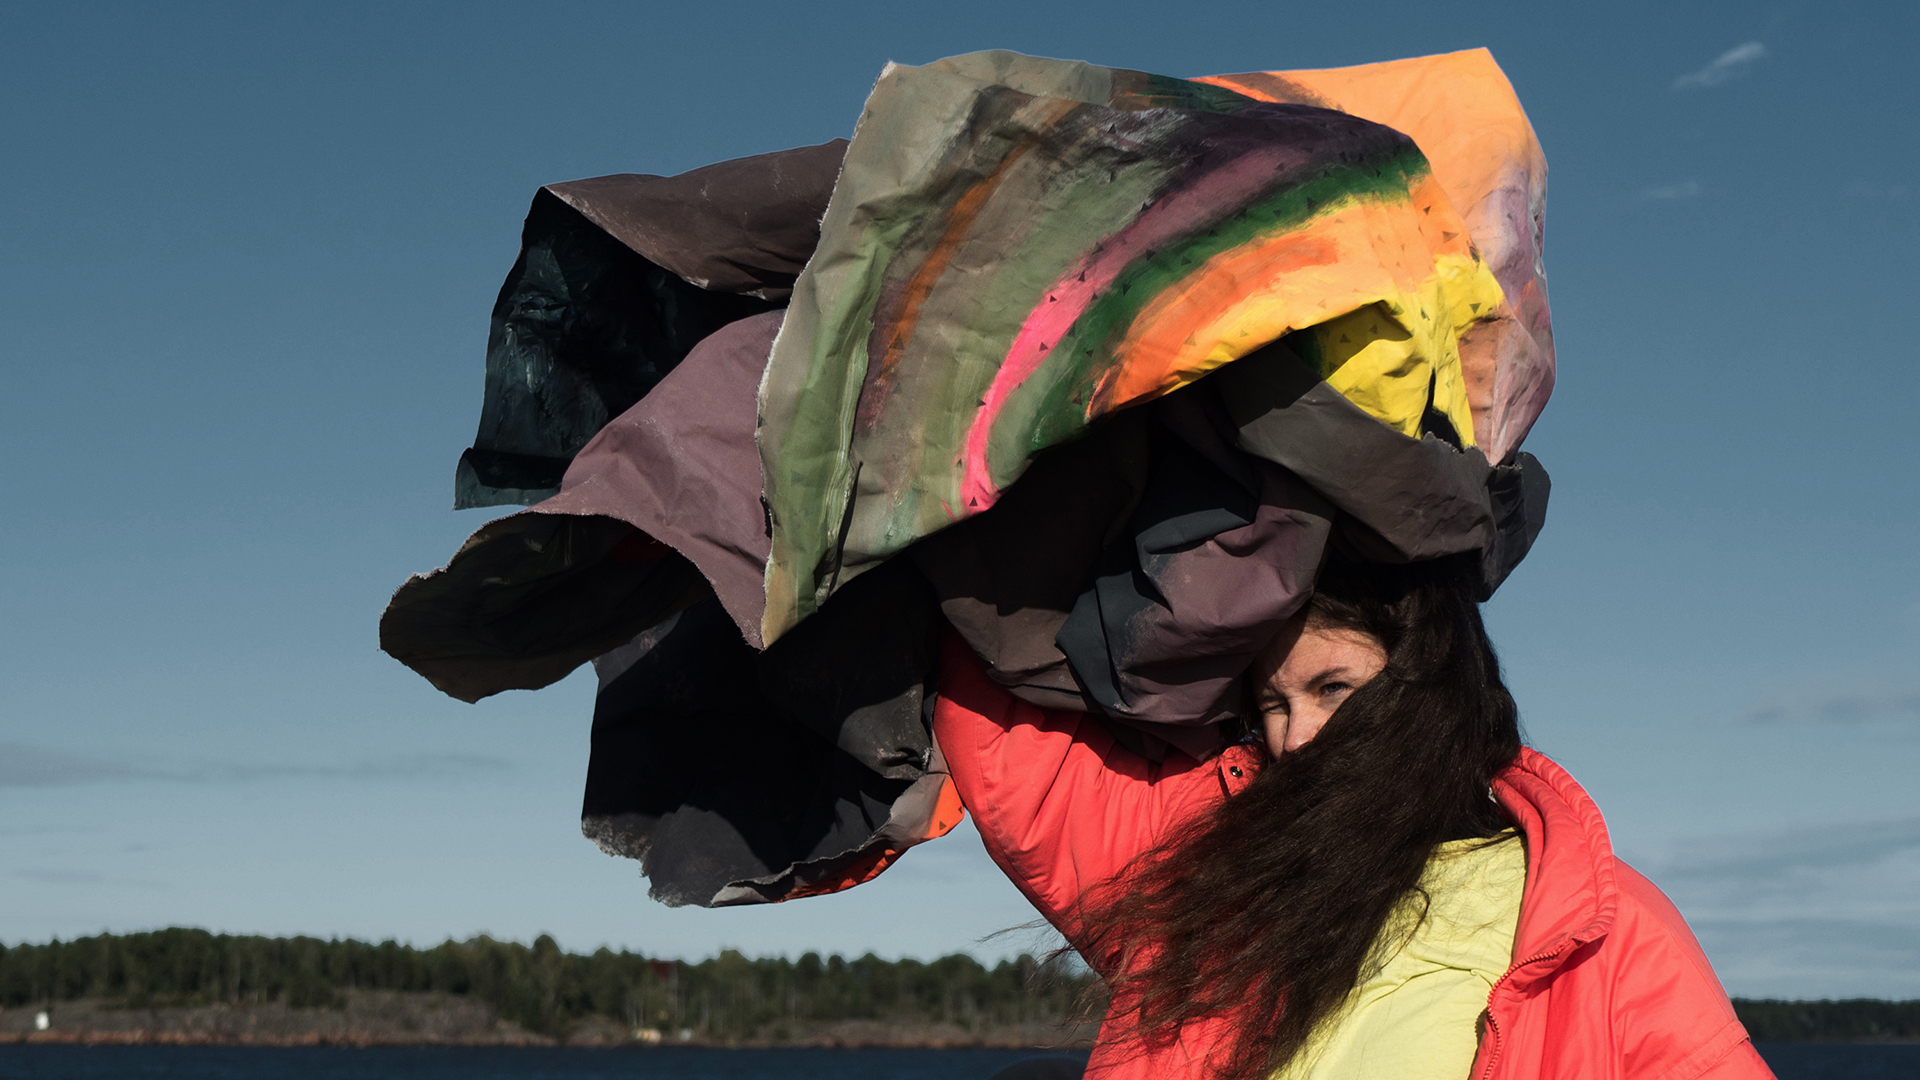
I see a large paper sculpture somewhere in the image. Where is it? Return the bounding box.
[382,49,1554,906]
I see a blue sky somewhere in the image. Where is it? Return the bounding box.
[2,1,1916,998]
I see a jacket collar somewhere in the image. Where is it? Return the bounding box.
[1491,748,1619,992]
[1215,744,1618,988]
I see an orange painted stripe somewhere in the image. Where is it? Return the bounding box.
[871,98,1081,386]
[1194,75,1271,99]
[1095,179,1475,411]
[1094,207,1382,408]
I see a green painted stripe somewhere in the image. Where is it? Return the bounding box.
[1001,142,1433,472]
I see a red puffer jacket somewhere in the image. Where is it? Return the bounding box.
[933,633,1775,1080]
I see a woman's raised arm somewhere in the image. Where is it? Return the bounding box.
[932,629,1242,969]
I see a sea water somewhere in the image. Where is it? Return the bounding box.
[0,1046,1082,1080]
[1755,1041,1920,1079]
[0,1043,1914,1079]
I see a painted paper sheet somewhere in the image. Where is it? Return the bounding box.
[757,52,1512,643]
[1196,48,1553,460]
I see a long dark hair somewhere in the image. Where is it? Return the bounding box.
[1078,554,1523,1080]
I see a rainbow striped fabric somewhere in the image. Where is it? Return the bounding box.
[758,51,1546,644]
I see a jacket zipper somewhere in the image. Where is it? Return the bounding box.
[1477,946,1570,1080]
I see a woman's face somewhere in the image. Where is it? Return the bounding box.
[1250,616,1388,756]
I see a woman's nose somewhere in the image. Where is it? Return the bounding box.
[1286,710,1330,750]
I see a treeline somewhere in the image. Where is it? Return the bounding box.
[7,931,1914,1043]
[1734,998,1920,1042]
[0,929,1093,1039]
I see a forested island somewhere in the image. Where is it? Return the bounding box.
[2,930,1913,1046]
[0,929,1094,1046]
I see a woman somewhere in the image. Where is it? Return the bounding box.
[934,556,1774,1080]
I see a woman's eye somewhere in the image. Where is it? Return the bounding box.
[1320,682,1351,697]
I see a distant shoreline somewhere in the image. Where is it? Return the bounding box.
[4,1032,1917,1049]
[0,993,1097,1050]
[6,995,1918,1049]
[6,931,1913,1047]
[1,1035,1099,1049]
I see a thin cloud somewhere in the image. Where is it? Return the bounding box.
[0,743,169,787]
[1654,813,1920,885]
[1636,813,1920,932]
[1640,180,1701,201]
[13,868,107,885]
[1691,917,1920,997]
[1744,689,1920,725]
[1675,42,1768,89]
[198,754,513,782]
[1843,180,1912,202]
[0,743,511,788]
[10,867,170,889]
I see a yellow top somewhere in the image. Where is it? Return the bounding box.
[1276,832,1527,1080]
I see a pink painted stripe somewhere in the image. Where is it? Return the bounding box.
[958,145,1301,511]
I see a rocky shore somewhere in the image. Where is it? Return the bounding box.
[0,992,1097,1049]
